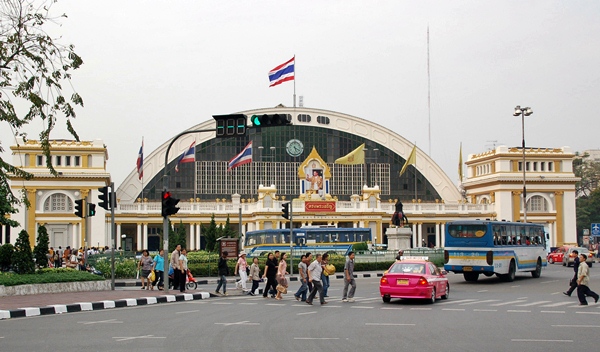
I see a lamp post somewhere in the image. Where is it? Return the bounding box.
[513,105,533,223]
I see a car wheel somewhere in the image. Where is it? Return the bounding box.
[531,258,542,278]
[382,295,391,303]
[441,284,449,300]
[548,257,554,264]
[429,288,436,304]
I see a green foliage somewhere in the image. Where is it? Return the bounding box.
[0,268,103,286]
[0,184,20,228]
[577,188,600,236]
[167,220,187,252]
[12,230,34,274]
[574,153,600,198]
[0,0,84,206]
[33,225,50,268]
[223,215,237,238]
[352,242,369,251]
[204,214,218,252]
[0,243,14,271]
[91,256,138,279]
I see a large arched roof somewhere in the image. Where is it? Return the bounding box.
[117,107,461,203]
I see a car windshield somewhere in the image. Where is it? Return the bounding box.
[389,263,426,274]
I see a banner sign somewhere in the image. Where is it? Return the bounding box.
[305,201,336,212]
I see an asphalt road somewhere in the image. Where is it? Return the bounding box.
[1,264,599,352]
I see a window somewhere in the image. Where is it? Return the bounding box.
[533,162,537,171]
[518,161,522,172]
[37,155,43,166]
[43,193,73,212]
[527,195,548,212]
[526,162,530,171]
[540,162,545,171]
[297,114,311,123]
[65,156,71,166]
[548,162,553,171]
[75,156,81,166]
[55,156,61,166]
[317,115,330,124]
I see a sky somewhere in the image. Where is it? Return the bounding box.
[2,0,600,189]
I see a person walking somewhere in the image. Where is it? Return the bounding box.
[305,252,313,293]
[248,257,261,296]
[215,251,229,296]
[137,250,153,290]
[577,253,599,305]
[294,254,308,302]
[342,251,357,303]
[262,252,278,298]
[170,244,181,290]
[235,252,249,293]
[306,254,327,305]
[563,249,580,297]
[178,249,189,293]
[268,250,281,296]
[321,253,331,298]
[152,249,165,290]
[56,246,63,268]
[275,252,289,300]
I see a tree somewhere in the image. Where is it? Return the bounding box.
[176,221,187,250]
[574,152,600,198]
[0,243,14,271]
[1,0,83,206]
[33,224,49,268]
[576,188,600,237]
[204,214,218,252]
[223,215,237,238]
[12,229,34,274]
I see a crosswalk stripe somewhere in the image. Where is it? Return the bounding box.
[436,299,476,305]
[540,302,573,307]
[516,301,552,307]
[459,299,499,306]
[490,300,527,306]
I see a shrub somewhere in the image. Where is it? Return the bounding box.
[352,242,369,251]
[33,225,50,269]
[12,229,34,274]
[0,243,14,271]
[0,268,104,286]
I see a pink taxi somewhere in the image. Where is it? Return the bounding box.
[379,259,449,304]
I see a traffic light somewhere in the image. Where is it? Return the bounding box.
[250,114,292,128]
[213,114,247,137]
[161,190,180,217]
[74,199,84,218]
[87,203,96,217]
[98,186,110,210]
[281,202,290,220]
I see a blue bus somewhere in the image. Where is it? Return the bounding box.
[444,220,548,282]
[243,227,372,256]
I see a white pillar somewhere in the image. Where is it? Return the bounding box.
[116,223,122,249]
[136,223,142,251]
[190,224,195,251]
[441,223,446,247]
[196,224,201,250]
[142,223,148,250]
[412,223,417,248]
[418,223,423,247]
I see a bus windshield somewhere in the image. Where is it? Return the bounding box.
[448,224,487,238]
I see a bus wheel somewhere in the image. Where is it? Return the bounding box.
[531,258,542,278]
[501,260,516,282]
[483,272,494,277]
[463,272,479,282]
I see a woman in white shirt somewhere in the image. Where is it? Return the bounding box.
[178,249,188,293]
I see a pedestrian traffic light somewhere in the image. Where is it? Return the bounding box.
[250,114,292,128]
[281,202,290,220]
[74,199,84,218]
[87,203,96,217]
[161,190,180,217]
[213,114,247,137]
[98,186,111,210]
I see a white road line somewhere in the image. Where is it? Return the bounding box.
[517,297,528,300]
[292,304,309,307]
[490,300,527,306]
[436,299,476,305]
[552,325,600,328]
[410,308,432,311]
[511,339,572,343]
[212,302,233,305]
[540,280,560,284]
[175,310,199,314]
[473,309,498,312]
[380,307,403,310]
[541,311,566,314]
[113,335,166,342]
[442,308,465,311]
[78,319,123,324]
[477,290,488,293]
[459,299,499,306]
[350,306,374,309]
[294,338,340,340]
[215,321,260,326]
[540,302,573,307]
[511,285,520,288]
[354,298,381,302]
[365,323,416,326]
[516,301,552,307]
[239,303,258,305]
[507,310,531,313]
[576,311,600,315]
[297,311,317,316]
[265,303,286,306]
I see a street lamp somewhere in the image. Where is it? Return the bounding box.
[513,105,533,223]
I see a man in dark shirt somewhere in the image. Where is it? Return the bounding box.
[564,250,579,297]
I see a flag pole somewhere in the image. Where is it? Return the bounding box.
[414,141,417,201]
[141,137,144,201]
[293,54,296,108]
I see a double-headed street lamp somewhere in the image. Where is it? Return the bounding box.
[513,105,533,223]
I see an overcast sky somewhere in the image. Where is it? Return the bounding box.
[3,0,600,188]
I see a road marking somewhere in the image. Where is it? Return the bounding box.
[292,304,308,307]
[297,311,317,316]
[511,339,572,343]
[215,321,260,326]
[380,307,403,310]
[473,309,497,312]
[442,308,465,311]
[541,311,565,314]
[540,280,559,284]
[211,302,233,305]
[477,290,488,293]
[552,325,600,328]
[576,311,600,315]
[517,297,528,300]
[436,299,476,305]
[354,297,381,302]
[113,335,166,342]
[294,338,340,340]
[490,300,527,306]
[540,302,573,307]
[350,306,374,309]
[365,323,416,326]
[410,308,432,311]
[265,303,286,306]
[507,310,531,313]
[78,319,123,325]
[239,303,258,305]
[176,310,199,315]
[516,301,552,307]
[511,285,520,288]
[459,299,499,306]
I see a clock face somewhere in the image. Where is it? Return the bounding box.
[286,139,304,157]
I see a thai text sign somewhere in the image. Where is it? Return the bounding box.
[305,201,336,212]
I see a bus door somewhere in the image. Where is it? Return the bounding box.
[295,232,306,246]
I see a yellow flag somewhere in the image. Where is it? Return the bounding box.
[335,143,365,165]
[458,142,463,182]
[399,145,416,176]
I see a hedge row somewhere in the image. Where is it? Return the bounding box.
[0,268,104,287]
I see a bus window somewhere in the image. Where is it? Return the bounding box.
[500,226,508,245]
[447,225,487,238]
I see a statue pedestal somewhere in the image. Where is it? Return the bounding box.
[386,227,412,251]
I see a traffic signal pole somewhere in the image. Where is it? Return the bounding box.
[289,203,293,276]
[110,182,116,290]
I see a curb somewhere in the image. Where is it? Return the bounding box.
[0,292,210,320]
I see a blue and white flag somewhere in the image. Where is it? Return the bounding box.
[228,141,253,171]
[268,57,295,87]
[175,141,195,172]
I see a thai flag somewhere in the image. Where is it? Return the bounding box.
[175,141,195,172]
[136,140,143,180]
[268,57,295,87]
[228,141,253,171]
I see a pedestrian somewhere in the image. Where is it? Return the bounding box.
[137,250,153,290]
[235,252,249,293]
[179,249,189,293]
[275,252,289,300]
[294,254,308,302]
[305,252,313,293]
[563,249,579,297]
[395,250,404,261]
[170,244,181,290]
[48,247,55,268]
[56,246,63,268]
[321,253,331,298]
[342,251,357,303]
[576,253,599,305]
[268,250,281,296]
[306,254,327,305]
[152,249,165,290]
[262,252,278,298]
[248,257,261,296]
[215,251,229,296]
[52,250,60,269]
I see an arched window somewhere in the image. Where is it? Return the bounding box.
[44,193,73,212]
[526,195,548,212]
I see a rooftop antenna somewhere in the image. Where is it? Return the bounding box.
[427,25,432,156]
[485,140,499,150]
